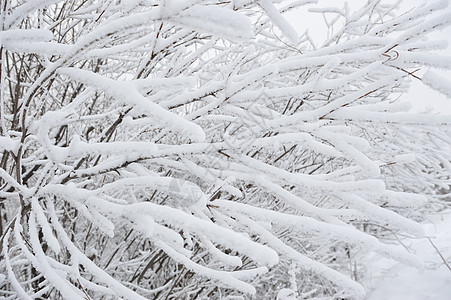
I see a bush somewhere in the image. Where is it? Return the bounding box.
[0,0,450,299]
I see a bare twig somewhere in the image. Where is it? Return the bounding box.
[427,237,451,272]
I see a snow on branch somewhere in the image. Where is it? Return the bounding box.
[422,70,451,98]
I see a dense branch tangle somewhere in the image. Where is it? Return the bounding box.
[0,0,451,299]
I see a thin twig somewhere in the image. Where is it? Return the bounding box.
[427,237,451,272]
[77,279,93,300]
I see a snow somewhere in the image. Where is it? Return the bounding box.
[31,197,61,254]
[398,52,451,69]
[173,4,254,40]
[237,214,366,297]
[277,288,297,300]
[365,211,451,300]
[258,0,299,43]
[28,211,86,300]
[4,0,62,28]
[154,239,258,294]
[46,201,150,300]
[423,70,451,98]
[216,199,423,269]
[41,183,280,293]
[328,107,451,125]
[0,136,19,152]
[0,29,53,43]
[2,230,33,300]
[2,0,451,299]
[57,68,206,142]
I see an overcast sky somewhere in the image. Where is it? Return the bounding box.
[285,0,451,113]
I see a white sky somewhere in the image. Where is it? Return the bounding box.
[285,0,451,113]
